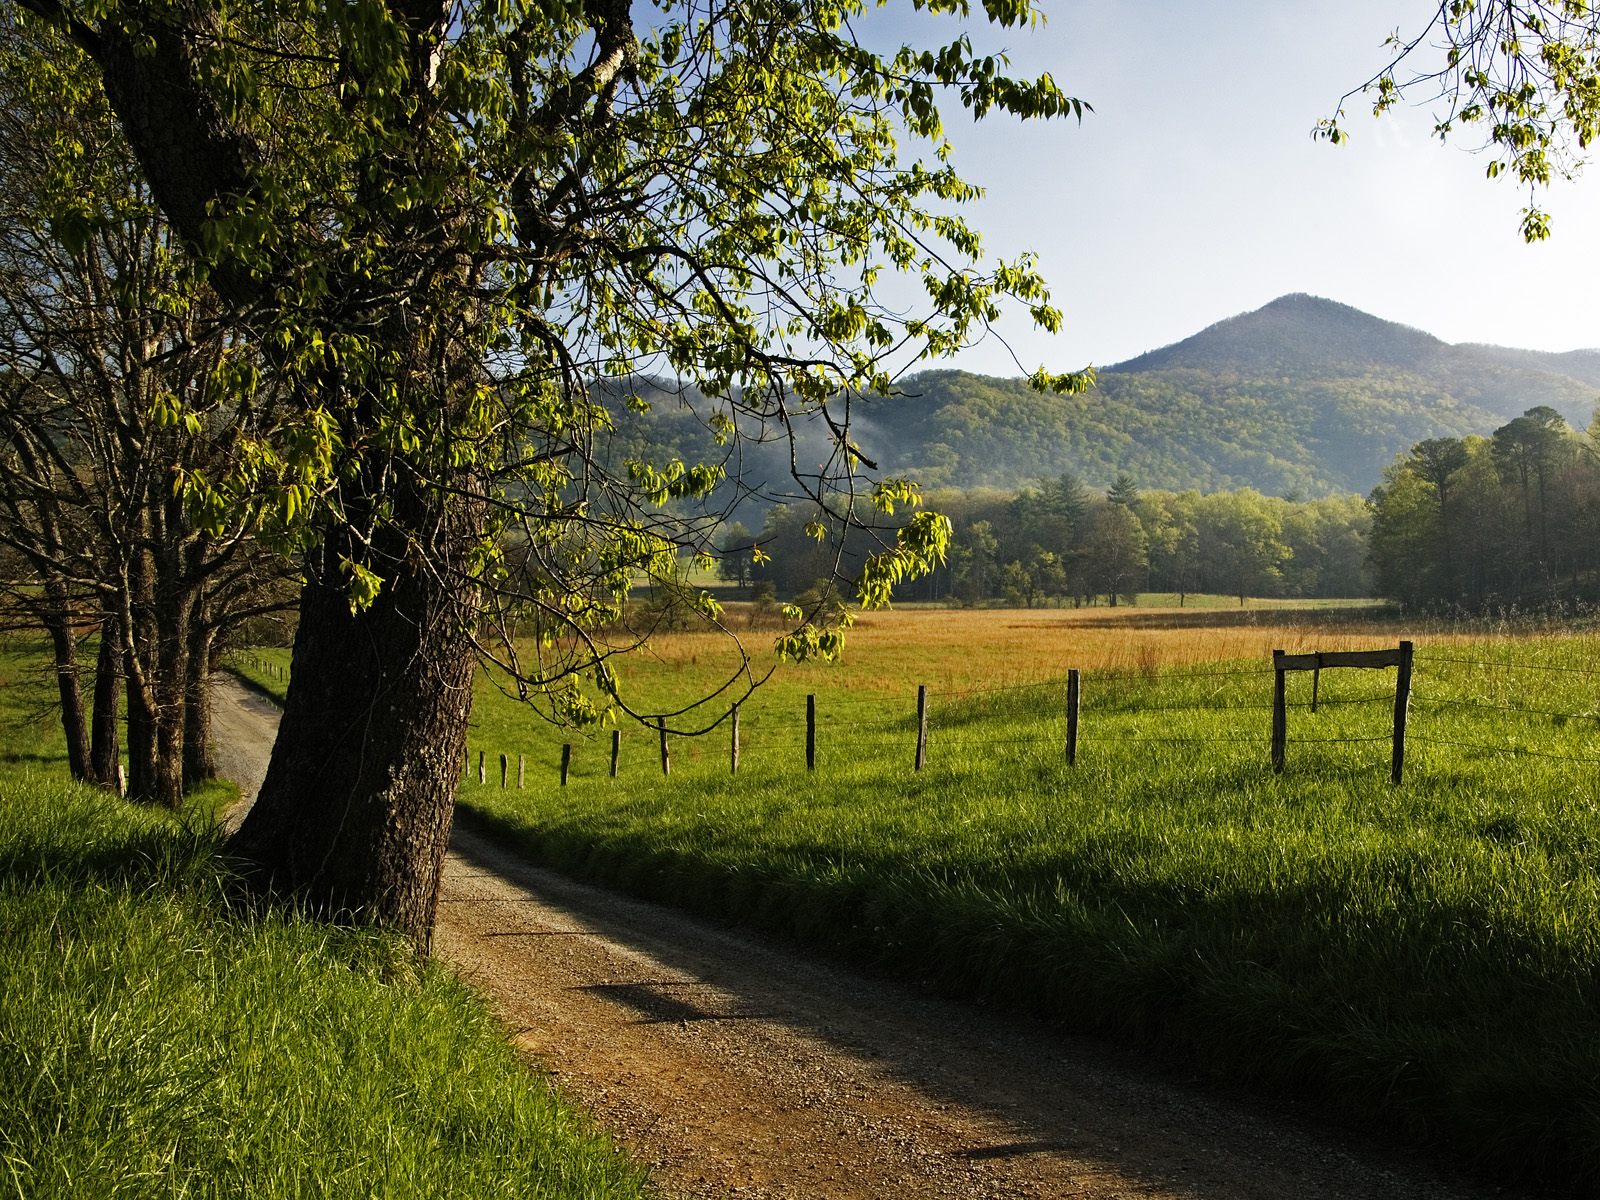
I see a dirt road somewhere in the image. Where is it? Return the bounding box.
[211,675,1522,1200]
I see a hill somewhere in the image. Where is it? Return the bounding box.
[863,295,1600,496]
[600,295,1600,500]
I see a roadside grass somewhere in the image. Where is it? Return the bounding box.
[0,644,647,1200]
[454,609,1600,1191]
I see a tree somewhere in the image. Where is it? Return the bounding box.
[1407,437,1469,598]
[1325,4,1600,243]
[1491,407,1573,576]
[715,521,757,593]
[1194,490,1289,605]
[1079,500,1145,605]
[0,21,296,805]
[14,0,1088,945]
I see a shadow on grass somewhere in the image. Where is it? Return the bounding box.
[1064,605,1400,632]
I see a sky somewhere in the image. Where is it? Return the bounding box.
[881,0,1600,377]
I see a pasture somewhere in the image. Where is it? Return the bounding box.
[0,644,646,1200]
[438,601,1600,1190]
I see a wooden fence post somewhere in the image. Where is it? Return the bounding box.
[731,703,741,774]
[1066,669,1080,766]
[499,753,508,788]
[915,685,928,771]
[517,754,525,789]
[1271,649,1287,773]
[610,729,620,778]
[1391,639,1414,784]
[806,693,816,771]
[478,749,485,785]
[560,743,572,787]
[657,717,670,776]
[1310,660,1322,714]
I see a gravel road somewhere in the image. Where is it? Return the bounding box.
[210,674,1533,1200]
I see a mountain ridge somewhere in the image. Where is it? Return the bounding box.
[603,293,1600,501]
[863,293,1600,496]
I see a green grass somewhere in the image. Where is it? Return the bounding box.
[455,626,1600,1191]
[0,645,648,1200]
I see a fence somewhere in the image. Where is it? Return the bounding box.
[234,643,1600,790]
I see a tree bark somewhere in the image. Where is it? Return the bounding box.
[42,592,91,782]
[183,618,216,789]
[90,617,122,789]
[229,476,481,952]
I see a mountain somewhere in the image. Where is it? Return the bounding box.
[604,294,1600,501]
[1111,293,1447,376]
[857,294,1600,496]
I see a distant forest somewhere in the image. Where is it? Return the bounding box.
[601,293,1600,607]
[722,479,1370,606]
[719,403,1600,610]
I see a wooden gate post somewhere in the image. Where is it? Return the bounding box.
[915,685,928,771]
[517,754,525,789]
[806,693,816,771]
[731,703,741,775]
[1271,649,1287,773]
[657,717,670,776]
[478,749,486,785]
[610,729,620,778]
[499,753,508,788]
[1391,639,1414,784]
[560,743,572,787]
[1066,669,1080,766]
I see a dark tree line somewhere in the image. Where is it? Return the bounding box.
[1368,407,1600,609]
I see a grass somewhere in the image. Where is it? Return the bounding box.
[444,603,1600,1192]
[0,643,648,1200]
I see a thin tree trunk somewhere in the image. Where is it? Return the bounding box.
[90,617,122,789]
[183,620,216,789]
[230,478,481,951]
[123,540,162,803]
[42,592,91,782]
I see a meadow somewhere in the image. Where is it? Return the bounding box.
[0,645,646,1200]
[400,599,1600,1192]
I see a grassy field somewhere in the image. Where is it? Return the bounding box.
[0,644,647,1200]
[418,601,1600,1191]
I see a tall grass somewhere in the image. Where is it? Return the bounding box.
[0,643,646,1200]
[458,616,1600,1191]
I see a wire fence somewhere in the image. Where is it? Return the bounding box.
[233,642,1600,786]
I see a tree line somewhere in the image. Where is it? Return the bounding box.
[1368,406,1600,610]
[725,475,1371,607]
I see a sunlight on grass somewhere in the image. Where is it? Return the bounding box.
[456,606,1600,1190]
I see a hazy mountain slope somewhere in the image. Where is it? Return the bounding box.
[861,366,1496,497]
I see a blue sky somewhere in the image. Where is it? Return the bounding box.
[892,0,1600,376]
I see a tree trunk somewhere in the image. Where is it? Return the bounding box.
[90,618,122,789]
[229,479,481,952]
[183,620,216,789]
[42,594,91,782]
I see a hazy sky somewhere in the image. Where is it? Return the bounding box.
[889,0,1600,377]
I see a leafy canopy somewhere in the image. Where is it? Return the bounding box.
[16,0,1090,723]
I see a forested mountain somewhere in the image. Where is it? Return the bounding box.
[861,295,1598,497]
[602,294,1600,501]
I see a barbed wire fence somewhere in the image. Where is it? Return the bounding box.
[232,642,1600,789]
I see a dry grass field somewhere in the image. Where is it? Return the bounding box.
[622,599,1467,704]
